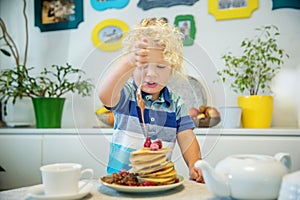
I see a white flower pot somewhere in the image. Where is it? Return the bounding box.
[1,97,35,127]
[219,106,242,128]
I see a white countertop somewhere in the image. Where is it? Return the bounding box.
[0,179,216,200]
[0,127,299,136]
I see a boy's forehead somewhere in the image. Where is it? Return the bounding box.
[147,47,168,65]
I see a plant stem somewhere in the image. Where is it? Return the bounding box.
[23,0,28,67]
[0,0,28,67]
[0,19,20,66]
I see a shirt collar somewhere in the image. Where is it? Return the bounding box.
[133,81,171,105]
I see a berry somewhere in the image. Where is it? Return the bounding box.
[150,143,159,151]
[144,181,154,186]
[153,139,162,149]
[144,137,152,147]
[119,169,128,176]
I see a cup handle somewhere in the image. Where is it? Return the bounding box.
[78,168,94,192]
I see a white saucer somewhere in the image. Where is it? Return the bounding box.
[26,181,92,200]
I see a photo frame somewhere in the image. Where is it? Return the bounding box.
[208,0,258,20]
[90,0,129,11]
[174,15,196,46]
[272,0,300,10]
[137,0,198,10]
[34,0,83,32]
[91,18,129,52]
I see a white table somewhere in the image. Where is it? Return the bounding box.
[2,128,300,190]
[0,179,218,200]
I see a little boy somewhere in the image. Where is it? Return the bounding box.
[98,18,203,182]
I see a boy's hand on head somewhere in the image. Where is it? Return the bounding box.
[127,37,149,68]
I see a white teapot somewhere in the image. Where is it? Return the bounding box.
[195,153,291,200]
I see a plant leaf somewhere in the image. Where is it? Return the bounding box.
[0,48,11,56]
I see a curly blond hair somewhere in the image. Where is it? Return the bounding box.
[123,18,184,74]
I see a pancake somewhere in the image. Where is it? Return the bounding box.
[130,155,167,170]
[131,160,170,174]
[129,146,177,185]
[130,147,172,155]
[142,175,177,184]
[140,168,177,178]
[130,154,166,164]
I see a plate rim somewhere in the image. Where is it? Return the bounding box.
[100,174,184,193]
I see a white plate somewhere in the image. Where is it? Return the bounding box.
[26,181,92,200]
[101,175,184,193]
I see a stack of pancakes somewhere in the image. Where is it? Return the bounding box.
[129,147,177,185]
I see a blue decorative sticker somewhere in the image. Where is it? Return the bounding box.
[90,0,129,11]
[137,0,198,10]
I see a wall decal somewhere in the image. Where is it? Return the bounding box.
[91,18,129,52]
[34,0,83,32]
[174,15,196,46]
[272,0,300,10]
[137,0,198,10]
[90,0,129,11]
[208,0,258,20]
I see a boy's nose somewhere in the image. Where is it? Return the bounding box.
[145,64,157,76]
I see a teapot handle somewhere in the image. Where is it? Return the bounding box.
[274,153,291,170]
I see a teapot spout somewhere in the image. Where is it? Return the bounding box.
[195,160,230,197]
[274,153,291,171]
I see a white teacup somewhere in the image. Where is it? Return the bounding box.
[40,163,94,196]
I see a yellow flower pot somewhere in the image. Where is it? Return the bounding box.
[237,96,274,128]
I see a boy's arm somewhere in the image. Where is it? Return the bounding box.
[98,38,149,107]
[177,129,204,183]
[98,56,134,107]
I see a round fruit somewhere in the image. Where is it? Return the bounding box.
[150,143,159,151]
[153,139,162,149]
[188,107,199,118]
[199,105,207,114]
[205,107,220,118]
[108,112,114,125]
[144,137,152,147]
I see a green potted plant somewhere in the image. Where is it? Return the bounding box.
[0,63,94,128]
[217,25,289,128]
[1,1,94,128]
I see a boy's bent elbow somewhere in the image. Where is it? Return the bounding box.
[98,90,120,108]
[98,90,111,106]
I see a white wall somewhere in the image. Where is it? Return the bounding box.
[1,0,300,128]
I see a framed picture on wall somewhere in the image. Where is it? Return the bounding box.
[208,0,258,20]
[90,0,129,11]
[272,0,300,10]
[91,18,129,52]
[34,0,83,32]
[174,15,196,46]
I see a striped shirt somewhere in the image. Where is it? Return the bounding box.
[107,81,195,174]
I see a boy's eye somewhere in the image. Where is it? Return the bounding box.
[157,65,166,69]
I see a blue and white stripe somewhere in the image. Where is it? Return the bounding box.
[106,81,194,174]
